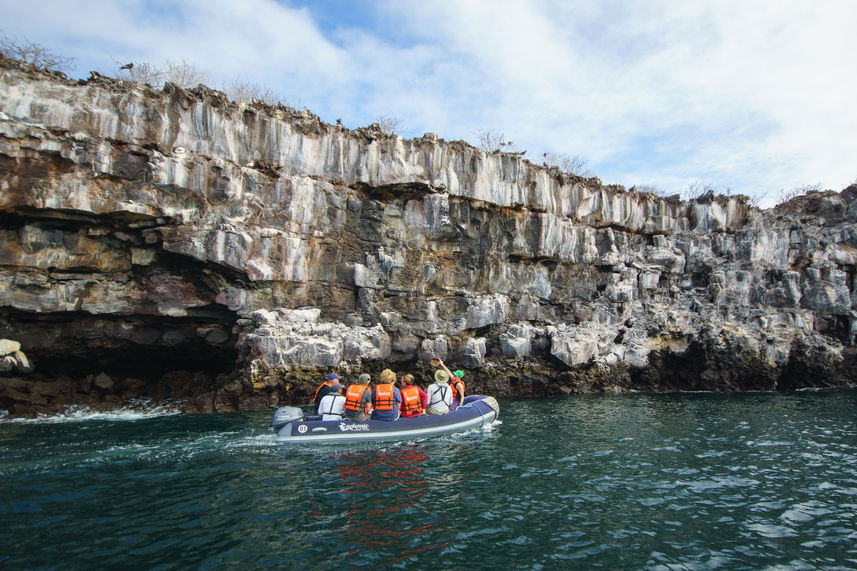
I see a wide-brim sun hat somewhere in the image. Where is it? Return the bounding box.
[434,369,449,383]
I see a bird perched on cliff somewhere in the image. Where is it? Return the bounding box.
[119,62,134,71]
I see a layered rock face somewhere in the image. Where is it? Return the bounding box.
[1,56,855,415]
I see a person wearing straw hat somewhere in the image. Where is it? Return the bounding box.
[437,359,465,410]
[425,368,454,415]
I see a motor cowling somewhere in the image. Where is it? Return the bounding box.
[271,406,304,430]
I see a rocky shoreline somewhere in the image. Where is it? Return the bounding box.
[1,55,855,417]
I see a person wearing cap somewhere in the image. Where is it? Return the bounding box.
[371,368,402,421]
[313,372,343,413]
[317,383,346,421]
[344,373,373,421]
[437,359,466,409]
[399,373,427,417]
[425,369,454,415]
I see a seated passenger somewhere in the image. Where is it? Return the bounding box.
[371,368,402,421]
[317,383,346,420]
[438,359,465,409]
[425,369,453,415]
[313,372,342,413]
[399,373,427,418]
[344,374,373,421]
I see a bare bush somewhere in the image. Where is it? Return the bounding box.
[748,191,767,208]
[118,61,164,86]
[684,181,716,200]
[777,183,822,205]
[376,115,403,136]
[162,59,207,88]
[225,79,279,105]
[476,129,515,153]
[0,32,73,72]
[543,152,590,176]
[633,184,663,196]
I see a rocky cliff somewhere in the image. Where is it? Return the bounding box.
[1,56,855,416]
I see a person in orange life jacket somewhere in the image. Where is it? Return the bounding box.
[313,372,342,413]
[399,373,427,417]
[437,359,465,409]
[425,369,453,415]
[344,373,373,421]
[317,383,346,420]
[371,368,403,421]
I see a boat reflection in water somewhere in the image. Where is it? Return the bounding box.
[304,445,454,566]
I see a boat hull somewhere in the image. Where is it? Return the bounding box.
[272,395,499,444]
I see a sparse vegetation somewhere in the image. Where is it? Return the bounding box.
[476,129,516,153]
[224,78,279,105]
[375,115,403,136]
[748,191,767,208]
[161,59,207,88]
[684,181,716,201]
[543,152,590,176]
[776,183,823,205]
[0,32,73,72]
[116,61,163,86]
[114,58,207,88]
[632,184,663,196]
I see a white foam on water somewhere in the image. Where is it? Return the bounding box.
[0,399,182,424]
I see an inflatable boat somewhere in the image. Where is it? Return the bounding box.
[270,395,500,444]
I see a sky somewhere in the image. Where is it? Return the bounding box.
[1,0,855,207]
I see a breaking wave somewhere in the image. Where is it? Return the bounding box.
[0,399,182,424]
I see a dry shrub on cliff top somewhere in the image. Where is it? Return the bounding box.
[476,129,517,153]
[543,152,591,176]
[116,60,164,86]
[376,115,404,136]
[684,181,717,201]
[777,183,823,205]
[225,79,280,105]
[161,59,208,88]
[0,31,73,72]
[114,58,208,89]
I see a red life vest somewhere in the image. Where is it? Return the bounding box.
[373,383,396,411]
[344,385,369,413]
[451,379,465,402]
[400,385,423,417]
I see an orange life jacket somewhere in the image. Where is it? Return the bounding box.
[400,385,423,417]
[344,385,369,413]
[313,380,334,402]
[451,378,465,402]
[373,383,396,411]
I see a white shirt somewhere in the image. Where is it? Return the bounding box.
[425,382,452,414]
[318,393,346,420]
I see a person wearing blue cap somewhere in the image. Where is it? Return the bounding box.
[313,372,342,413]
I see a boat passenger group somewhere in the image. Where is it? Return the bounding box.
[312,359,465,422]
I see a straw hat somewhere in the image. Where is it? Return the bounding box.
[434,369,449,383]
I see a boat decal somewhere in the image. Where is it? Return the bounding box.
[297,424,308,433]
[287,415,492,441]
[339,422,370,432]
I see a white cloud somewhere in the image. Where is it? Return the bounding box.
[1,0,855,204]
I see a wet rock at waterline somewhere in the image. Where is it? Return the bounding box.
[0,55,855,416]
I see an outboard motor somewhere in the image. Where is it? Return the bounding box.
[271,406,304,431]
[482,396,500,421]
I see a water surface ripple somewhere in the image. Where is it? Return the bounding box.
[1,390,855,569]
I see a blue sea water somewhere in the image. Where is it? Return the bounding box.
[1,390,856,569]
